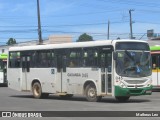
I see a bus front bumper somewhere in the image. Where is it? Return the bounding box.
[114,86,153,96]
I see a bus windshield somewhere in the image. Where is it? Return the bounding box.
[115,42,152,77]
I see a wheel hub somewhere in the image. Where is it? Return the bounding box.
[88,88,96,98]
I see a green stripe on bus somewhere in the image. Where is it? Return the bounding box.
[150,46,160,51]
[0,54,8,59]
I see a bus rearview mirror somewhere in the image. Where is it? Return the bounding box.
[113,52,117,60]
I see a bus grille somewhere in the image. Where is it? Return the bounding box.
[130,89,143,94]
[124,80,147,84]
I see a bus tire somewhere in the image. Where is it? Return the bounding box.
[32,82,43,99]
[85,83,102,102]
[115,96,130,102]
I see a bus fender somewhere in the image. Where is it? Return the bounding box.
[83,80,100,95]
[31,79,41,91]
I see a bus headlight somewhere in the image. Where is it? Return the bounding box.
[120,82,126,88]
[145,80,152,87]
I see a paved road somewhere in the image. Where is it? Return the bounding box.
[0,86,159,120]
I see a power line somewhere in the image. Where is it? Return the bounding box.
[0,21,129,28]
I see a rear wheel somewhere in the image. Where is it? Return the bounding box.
[85,83,102,102]
[32,82,42,99]
[115,96,130,102]
[32,82,49,99]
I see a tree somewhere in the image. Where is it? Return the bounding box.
[77,33,93,42]
[6,38,17,45]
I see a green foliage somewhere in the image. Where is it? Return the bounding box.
[77,33,93,42]
[6,38,16,45]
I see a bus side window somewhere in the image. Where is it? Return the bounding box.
[9,52,21,68]
[152,55,157,69]
[68,49,81,67]
[153,63,156,69]
[30,51,36,68]
[36,50,52,68]
[48,51,55,67]
[69,51,76,67]
[82,48,98,67]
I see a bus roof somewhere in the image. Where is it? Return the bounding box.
[9,39,148,52]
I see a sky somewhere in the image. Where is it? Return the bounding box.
[0,0,160,45]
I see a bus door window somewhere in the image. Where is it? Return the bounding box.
[62,56,67,72]
[22,56,30,72]
[56,54,62,73]
[99,52,112,72]
[100,53,105,72]
[99,47,112,93]
[26,56,30,72]
[56,50,67,72]
[22,57,25,72]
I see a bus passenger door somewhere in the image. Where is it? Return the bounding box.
[56,51,67,93]
[21,56,30,90]
[152,55,160,88]
[100,49,112,94]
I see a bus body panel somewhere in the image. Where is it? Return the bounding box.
[0,72,4,84]
[23,68,57,93]
[152,69,160,89]
[64,68,101,95]
[8,68,21,91]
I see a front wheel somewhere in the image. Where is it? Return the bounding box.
[85,83,102,102]
[115,96,130,102]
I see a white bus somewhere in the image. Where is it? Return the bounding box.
[7,39,152,102]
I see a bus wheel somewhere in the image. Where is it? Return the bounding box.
[85,83,102,102]
[115,96,130,102]
[32,82,42,99]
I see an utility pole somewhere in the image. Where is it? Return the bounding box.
[37,0,43,44]
[129,9,134,39]
[107,20,110,40]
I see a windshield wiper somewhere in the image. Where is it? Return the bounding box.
[125,50,134,62]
